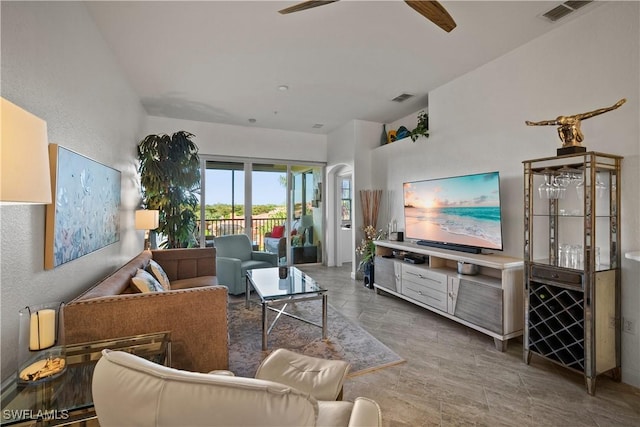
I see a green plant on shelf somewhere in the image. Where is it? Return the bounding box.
[410,110,429,142]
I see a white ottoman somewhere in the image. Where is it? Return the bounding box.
[255,348,350,401]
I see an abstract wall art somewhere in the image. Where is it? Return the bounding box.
[45,144,121,269]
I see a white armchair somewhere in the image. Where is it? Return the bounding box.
[92,348,382,427]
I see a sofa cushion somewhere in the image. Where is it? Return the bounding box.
[147,259,171,290]
[271,225,285,238]
[131,269,165,293]
[151,248,216,281]
[170,276,219,290]
[316,401,354,427]
[213,235,252,262]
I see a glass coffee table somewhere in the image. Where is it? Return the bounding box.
[246,267,327,350]
[1,332,170,426]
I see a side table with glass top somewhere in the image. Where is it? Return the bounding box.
[1,331,171,426]
[246,266,327,350]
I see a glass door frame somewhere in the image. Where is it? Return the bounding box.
[199,155,326,266]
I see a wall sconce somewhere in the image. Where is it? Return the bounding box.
[135,209,159,250]
[1,97,52,204]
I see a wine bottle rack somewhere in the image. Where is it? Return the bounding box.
[523,152,622,395]
[528,282,584,371]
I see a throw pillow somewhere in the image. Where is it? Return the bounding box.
[147,259,171,291]
[131,269,165,293]
[271,225,285,238]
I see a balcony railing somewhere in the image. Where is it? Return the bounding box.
[198,217,286,250]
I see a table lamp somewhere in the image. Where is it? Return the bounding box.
[135,209,159,250]
[1,97,51,204]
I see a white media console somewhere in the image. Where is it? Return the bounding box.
[373,240,524,351]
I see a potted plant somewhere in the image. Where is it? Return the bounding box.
[138,131,200,248]
[356,225,382,288]
[410,110,429,142]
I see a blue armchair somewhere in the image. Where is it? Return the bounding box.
[213,234,278,295]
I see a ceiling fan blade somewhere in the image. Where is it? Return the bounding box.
[278,1,339,15]
[404,1,457,32]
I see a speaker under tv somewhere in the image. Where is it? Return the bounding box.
[416,239,482,254]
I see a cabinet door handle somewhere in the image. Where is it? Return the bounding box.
[416,273,438,283]
[552,273,560,279]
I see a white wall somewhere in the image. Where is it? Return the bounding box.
[326,122,357,268]
[0,2,146,381]
[144,116,327,162]
[326,120,381,275]
[371,2,640,387]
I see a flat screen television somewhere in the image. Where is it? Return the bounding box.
[403,171,503,254]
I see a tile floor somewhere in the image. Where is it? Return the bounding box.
[298,263,640,427]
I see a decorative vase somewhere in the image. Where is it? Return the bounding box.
[362,261,375,289]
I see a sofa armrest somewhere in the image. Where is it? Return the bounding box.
[348,397,382,427]
[251,251,277,266]
[64,286,229,373]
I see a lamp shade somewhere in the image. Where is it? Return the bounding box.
[1,97,51,204]
[301,214,313,228]
[135,210,159,230]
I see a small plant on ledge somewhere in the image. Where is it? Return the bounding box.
[410,110,429,142]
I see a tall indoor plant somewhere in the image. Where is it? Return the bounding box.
[138,131,200,248]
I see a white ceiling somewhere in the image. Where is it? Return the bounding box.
[85,1,601,134]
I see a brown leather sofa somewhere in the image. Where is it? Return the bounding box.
[63,248,228,373]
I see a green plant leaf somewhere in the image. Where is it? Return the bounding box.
[138,131,200,248]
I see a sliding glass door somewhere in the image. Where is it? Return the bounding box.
[289,166,323,265]
[200,161,245,247]
[251,163,287,256]
[199,158,324,266]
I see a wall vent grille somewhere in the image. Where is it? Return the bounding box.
[541,1,592,22]
[391,93,414,103]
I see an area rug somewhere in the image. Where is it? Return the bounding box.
[228,298,405,378]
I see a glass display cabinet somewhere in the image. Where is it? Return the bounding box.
[523,151,622,395]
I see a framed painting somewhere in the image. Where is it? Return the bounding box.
[45,144,121,269]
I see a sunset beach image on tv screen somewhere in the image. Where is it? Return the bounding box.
[403,172,503,251]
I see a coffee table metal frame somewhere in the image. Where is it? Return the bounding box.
[245,267,327,350]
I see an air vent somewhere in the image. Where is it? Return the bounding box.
[541,1,592,22]
[564,1,591,11]
[391,93,414,103]
[543,5,573,21]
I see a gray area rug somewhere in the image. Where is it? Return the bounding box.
[228,298,405,378]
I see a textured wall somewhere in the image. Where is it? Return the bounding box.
[0,2,146,380]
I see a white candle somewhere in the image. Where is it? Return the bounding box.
[29,309,56,350]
